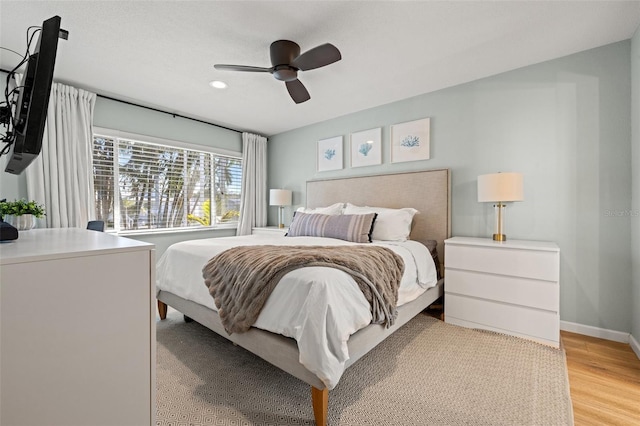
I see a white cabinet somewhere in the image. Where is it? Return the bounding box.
[252,226,288,236]
[444,236,560,347]
[0,228,156,426]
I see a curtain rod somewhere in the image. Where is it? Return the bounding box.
[95,94,242,134]
[0,67,242,134]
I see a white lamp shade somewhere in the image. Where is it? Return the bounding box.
[269,189,292,206]
[477,173,524,202]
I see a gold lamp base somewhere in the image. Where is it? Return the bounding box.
[277,206,285,228]
[492,202,507,242]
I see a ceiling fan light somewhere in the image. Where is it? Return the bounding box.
[209,80,228,89]
[272,66,298,82]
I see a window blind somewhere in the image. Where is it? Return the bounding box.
[92,133,242,233]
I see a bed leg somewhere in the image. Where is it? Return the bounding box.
[311,386,328,426]
[157,300,167,320]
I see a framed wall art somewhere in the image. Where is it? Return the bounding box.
[390,117,430,163]
[317,136,343,172]
[350,127,382,168]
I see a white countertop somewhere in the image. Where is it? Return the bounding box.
[445,236,559,252]
[0,228,154,265]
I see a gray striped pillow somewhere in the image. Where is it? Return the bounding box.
[286,212,377,243]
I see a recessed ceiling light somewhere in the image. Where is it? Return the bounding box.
[209,80,227,89]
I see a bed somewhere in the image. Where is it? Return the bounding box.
[156,169,451,425]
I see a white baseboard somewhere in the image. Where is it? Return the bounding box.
[630,334,640,360]
[560,320,630,343]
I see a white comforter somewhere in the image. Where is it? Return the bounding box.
[156,234,437,389]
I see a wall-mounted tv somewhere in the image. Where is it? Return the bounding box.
[4,15,67,175]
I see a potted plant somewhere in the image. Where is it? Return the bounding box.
[0,199,46,230]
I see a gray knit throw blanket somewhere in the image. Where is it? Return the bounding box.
[202,245,405,335]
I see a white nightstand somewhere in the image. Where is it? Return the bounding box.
[444,236,560,347]
[251,226,288,236]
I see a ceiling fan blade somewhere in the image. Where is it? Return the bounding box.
[214,64,271,73]
[286,79,310,104]
[291,43,341,71]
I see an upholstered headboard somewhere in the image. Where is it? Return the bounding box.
[306,169,451,268]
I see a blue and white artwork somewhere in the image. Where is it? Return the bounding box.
[317,136,343,172]
[351,127,382,168]
[358,143,373,156]
[400,135,420,148]
[391,118,430,163]
[324,148,336,160]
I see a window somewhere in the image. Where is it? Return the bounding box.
[92,130,242,233]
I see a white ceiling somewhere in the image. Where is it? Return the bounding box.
[1,1,639,136]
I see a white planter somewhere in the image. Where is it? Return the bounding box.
[3,214,36,230]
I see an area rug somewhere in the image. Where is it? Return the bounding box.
[156,310,573,425]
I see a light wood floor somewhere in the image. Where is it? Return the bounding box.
[561,331,640,425]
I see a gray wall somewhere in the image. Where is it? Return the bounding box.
[94,98,241,153]
[632,27,640,346]
[268,41,633,334]
[0,75,242,256]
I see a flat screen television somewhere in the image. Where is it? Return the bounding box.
[4,15,65,175]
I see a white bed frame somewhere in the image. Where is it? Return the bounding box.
[157,169,451,425]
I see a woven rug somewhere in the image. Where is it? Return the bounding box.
[156,310,573,425]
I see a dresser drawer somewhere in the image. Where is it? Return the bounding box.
[445,269,558,311]
[445,244,559,281]
[445,293,559,344]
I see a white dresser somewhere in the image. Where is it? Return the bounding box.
[0,228,156,425]
[444,236,560,347]
[252,226,288,236]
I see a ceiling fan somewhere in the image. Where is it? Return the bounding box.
[214,40,342,104]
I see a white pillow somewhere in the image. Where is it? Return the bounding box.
[296,202,344,216]
[343,203,418,241]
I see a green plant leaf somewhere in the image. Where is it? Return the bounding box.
[0,199,46,218]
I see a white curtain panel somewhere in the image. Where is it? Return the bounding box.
[236,132,267,235]
[25,82,96,228]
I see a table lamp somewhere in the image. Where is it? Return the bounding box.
[477,172,524,242]
[269,189,292,228]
